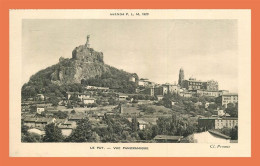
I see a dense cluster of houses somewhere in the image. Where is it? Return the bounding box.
[129,68,238,108]
[22,115,78,137]
[22,111,111,137]
[21,67,238,143]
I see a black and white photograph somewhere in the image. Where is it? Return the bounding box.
[10,10,251,157]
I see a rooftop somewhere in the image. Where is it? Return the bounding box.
[69,115,85,120]
[137,119,149,124]
[63,121,75,125]
[199,117,221,120]
[24,117,54,123]
[66,92,90,95]
[199,117,238,120]
[222,117,238,120]
[83,97,95,100]
[208,130,231,139]
[23,117,38,122]
[35,118,54,123]
[222,93,238,96]
[58,125,73,129]
[117,93,130,96]
[154,135,183,140]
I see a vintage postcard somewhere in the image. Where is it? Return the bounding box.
[9,9,251,157]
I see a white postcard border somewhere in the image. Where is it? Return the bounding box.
[9,9,251,157]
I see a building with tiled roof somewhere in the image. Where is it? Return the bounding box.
[154,135,183,143]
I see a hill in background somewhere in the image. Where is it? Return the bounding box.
[22,36,139,100]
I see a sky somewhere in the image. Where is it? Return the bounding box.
[22,19,238,92]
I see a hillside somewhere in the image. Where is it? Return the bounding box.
[22,37,139,99]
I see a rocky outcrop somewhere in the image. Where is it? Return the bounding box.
[49,59,110,85]
[72,44,104,63]
[27,37,137,86]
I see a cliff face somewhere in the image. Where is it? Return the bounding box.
[72,44,104,63]
[49,59,110,85]
[27,39,136,86]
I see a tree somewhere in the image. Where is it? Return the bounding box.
[71,110,76,114]
[21,122,29,135]
[66,118,93,142]
[183,125,195,137]
[43,123,64,142]
[21,122,41,142]
[53,110,68,119]
[215,96,222,106]
[48,96,59,106]
[208,103,218,110]
[191,97,199,103]
[138,127,153,140]
[151,125,159,138]
[70,94,80,102]
[29,105,37,113]
[220,127,231,136]
[22,133,42,142]
[67,102,73,108]
[131,117,139,132]
[108,97,117,105]
[145,107,156,114]
[122,131,133,142]
[220,126,238,140]
[156,117,169,135]
[225,103,238,117]
[203,111,212,117]
[89,132,101,142]
[230,126,238,140]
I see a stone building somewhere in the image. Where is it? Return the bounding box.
[155,86,168,96]
[129,73,139,84]
[129,76,136,82]
[141,85,168,96]
[218,93,238,108]
[198,117,238,130]
[162,83,180,94]
[181,78,207,91]
[196,90,220,97]
[206,80,219,91]
[83,98,95,105]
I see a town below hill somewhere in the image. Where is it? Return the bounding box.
[21,36,238,143]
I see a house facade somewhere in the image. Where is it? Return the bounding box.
[36,107,45,114]
[83,98,95,105]
[181,78,207,91]
[218,93,238,108]
[198,117,238,130]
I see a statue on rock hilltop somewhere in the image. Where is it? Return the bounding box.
[72,35,104,63]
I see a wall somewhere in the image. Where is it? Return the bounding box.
[61,128,73,137]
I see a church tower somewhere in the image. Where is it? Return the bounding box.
[178,68,184,86]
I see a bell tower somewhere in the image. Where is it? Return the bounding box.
[178,67,184,86]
